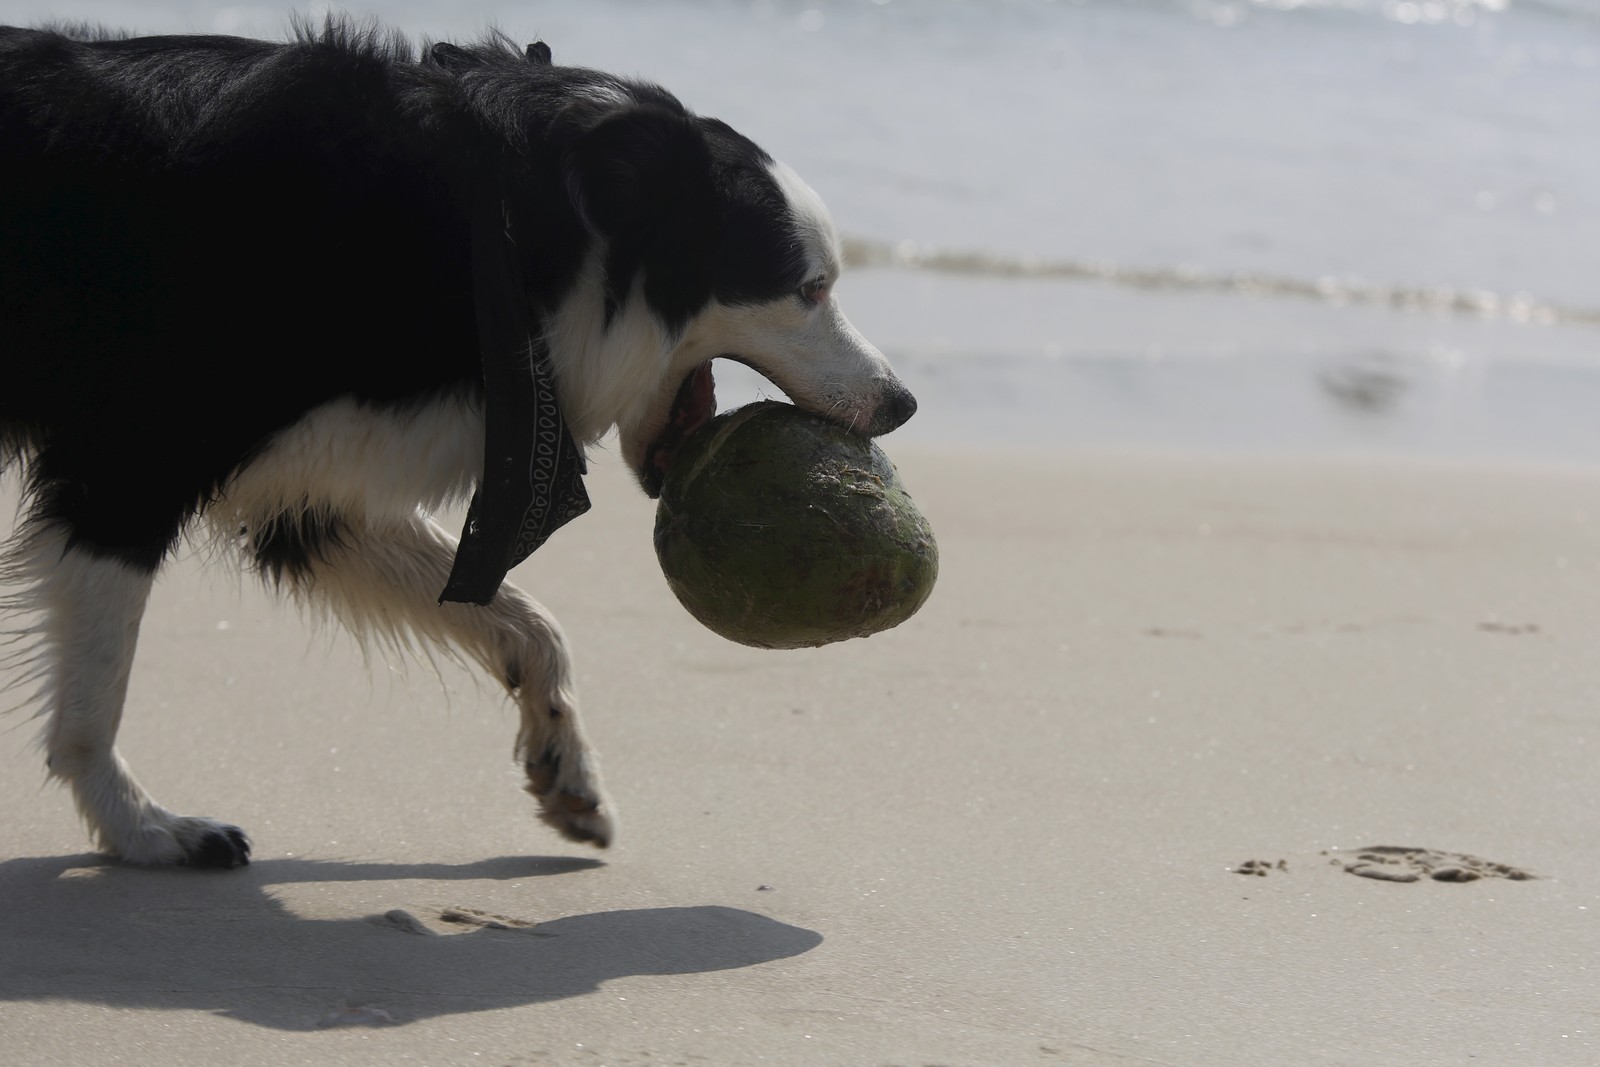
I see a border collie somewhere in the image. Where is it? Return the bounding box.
[0,20,915,868]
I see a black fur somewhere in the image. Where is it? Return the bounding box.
[186,826,253,868]
[0,19,808,571]
[250,509,346,586]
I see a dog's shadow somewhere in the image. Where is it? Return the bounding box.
[0,853,822,1030]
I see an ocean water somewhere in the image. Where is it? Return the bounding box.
[4,0,1597,460]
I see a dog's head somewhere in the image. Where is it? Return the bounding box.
[556,103,915,497]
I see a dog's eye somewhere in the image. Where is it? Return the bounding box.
[798,278,829,306]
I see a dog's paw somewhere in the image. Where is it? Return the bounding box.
[111,815,252,869]
[534,791,614,849]
[523,751,613,849]
[179,822,253,868]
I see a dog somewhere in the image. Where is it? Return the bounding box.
[0,19,916,868]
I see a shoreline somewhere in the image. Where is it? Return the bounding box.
[715,349,1600,469]
[709,265,1600,468]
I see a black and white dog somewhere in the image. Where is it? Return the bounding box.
[0,20,915,868]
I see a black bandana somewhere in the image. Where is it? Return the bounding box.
[438,193,591,606]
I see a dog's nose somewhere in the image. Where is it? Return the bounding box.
[868,383,918,436]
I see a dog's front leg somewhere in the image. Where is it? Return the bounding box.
[286,512,613,847]
[23,532,251,867]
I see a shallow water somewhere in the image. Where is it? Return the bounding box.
[5,0,1596,459]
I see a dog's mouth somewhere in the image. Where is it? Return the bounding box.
[639,361,717,498]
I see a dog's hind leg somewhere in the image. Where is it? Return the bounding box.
[255,510,613,848]
[12,526,251,867]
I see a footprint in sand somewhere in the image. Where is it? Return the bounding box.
[1331,846,1534,883]
[1230,858,1288,876]
[318,1005,398,1028]
[372,906,546,936]
[1478,621,1541,635]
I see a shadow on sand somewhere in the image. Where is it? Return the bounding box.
[0,853,822,1029]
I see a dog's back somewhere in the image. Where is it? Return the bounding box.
[0,26,492,559]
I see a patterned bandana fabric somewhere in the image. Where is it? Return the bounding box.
[439,193,592,606]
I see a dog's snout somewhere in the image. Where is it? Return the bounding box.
[867,383,917,436]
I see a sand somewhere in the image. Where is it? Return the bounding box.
[3,444,1599,1065]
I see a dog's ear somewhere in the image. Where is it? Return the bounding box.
[566,105,713,239]
[526,40,552,65]
[430,42,478,72]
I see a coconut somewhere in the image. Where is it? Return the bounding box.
[653,401,939,649]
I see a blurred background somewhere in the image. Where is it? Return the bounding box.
[4,0,1596,461]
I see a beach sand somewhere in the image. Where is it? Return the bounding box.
[3,444,1599,1065]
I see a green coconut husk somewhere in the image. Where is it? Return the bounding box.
[653,402,939,649]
